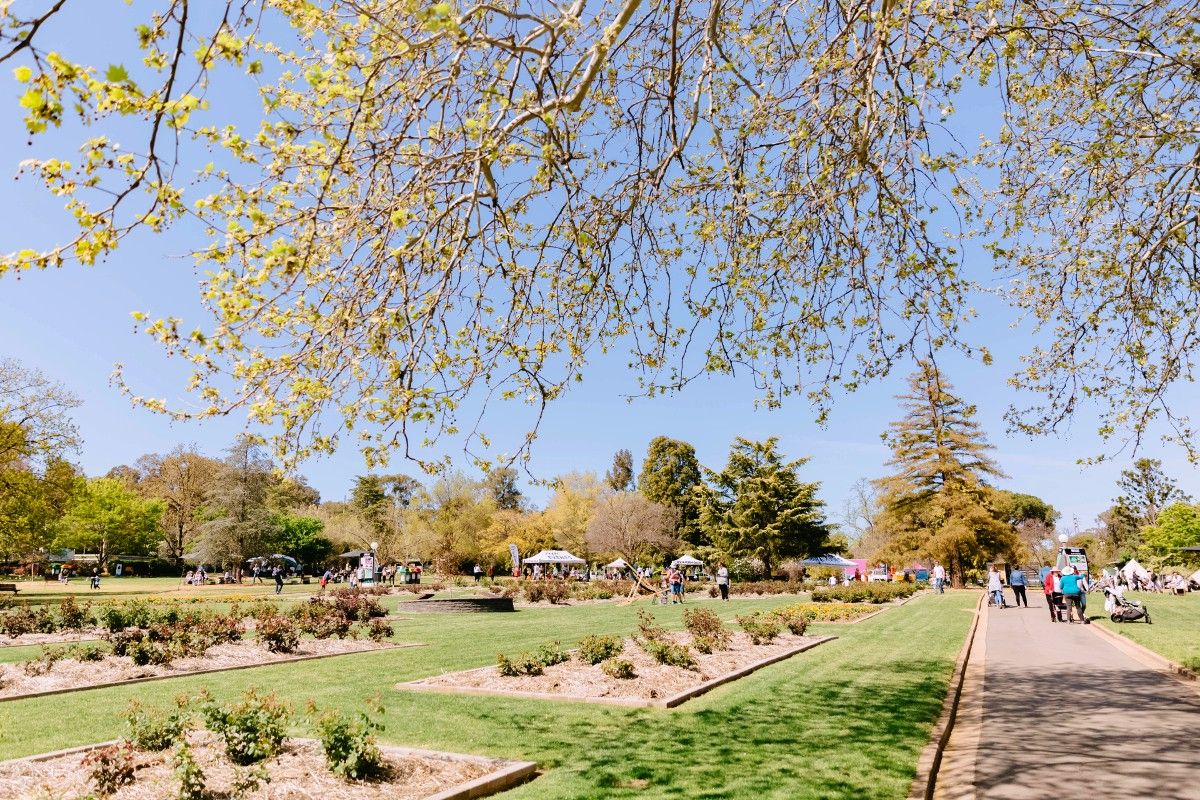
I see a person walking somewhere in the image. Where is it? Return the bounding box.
[987,565,1006,608]
[1060,565,1087,624]
[1044,567,1064,622]
[1008,567,1029,608]
[272,565,284,595]
[473,563,483,583]
[668,567,684,604]
[933,562,946,594]
[716,563,730,601]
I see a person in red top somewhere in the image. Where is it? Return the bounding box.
[1042,568,1063,623]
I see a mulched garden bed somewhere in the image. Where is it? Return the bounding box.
[399,631,834,708]
[0,639,409,701]
[0,733,536,800]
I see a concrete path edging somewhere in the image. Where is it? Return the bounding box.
[907,591,985,800]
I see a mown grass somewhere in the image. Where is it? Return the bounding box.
[1091,591,1200,670]
[0,592,977,799]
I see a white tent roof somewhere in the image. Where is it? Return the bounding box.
[671,554,704,567]
[605,558,630,569]
[1122,559,1151,580]
[523,549,586,565]
[798,554,858,568]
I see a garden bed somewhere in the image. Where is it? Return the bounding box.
[0,733,536,800]
[0,639,413,701]
[399,631,834,708]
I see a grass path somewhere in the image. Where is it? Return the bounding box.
[1091,591,1200,671]
[0,593,977,799]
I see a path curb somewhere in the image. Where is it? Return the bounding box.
[907,591,985,800]
[1087,621,1198,686]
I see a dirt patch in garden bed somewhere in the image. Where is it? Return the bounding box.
[0,733,535,800]
[400,631,834,707]
[0,639,410,700]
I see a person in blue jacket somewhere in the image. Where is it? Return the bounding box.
[1008,568,1028,607]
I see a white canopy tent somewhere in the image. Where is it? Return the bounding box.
[1121,558,1151,581]
[523,549,586,566]
[797,554,858,568]
[670,554,704,568]
[604,558,631,570]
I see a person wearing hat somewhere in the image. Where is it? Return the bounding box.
[1060,565,1088,623]
[1042,567,1063,623]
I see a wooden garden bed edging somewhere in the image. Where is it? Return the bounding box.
[0,642,425,704]
[396,635,836,709]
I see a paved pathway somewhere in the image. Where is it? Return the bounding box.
[935,593,1200,799]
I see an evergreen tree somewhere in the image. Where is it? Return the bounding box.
[700,437,832,577]
[874,362,1018,585]
[639,437,705,545]
[604,449,635,492]
[1110,458,1189,554]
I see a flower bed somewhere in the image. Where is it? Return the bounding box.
[0,697,534,800]
[0,638,405,701]
[399,608,833,707]
[809,582,921,603]
[768,602,893,623]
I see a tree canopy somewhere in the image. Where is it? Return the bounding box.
[3,2,1198,470]
[699,437,832,576]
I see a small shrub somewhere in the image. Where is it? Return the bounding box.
[682,607,732,649]
[330,588,386,621]
[523,581,569,604]
[57,595,90,630]
[83,741,136,797]
[0,606,38,637]
[692,635,717,654]
[536,639,569,666]
[708,585,720,598]
[291,598,352,639]
[736,612,783,644]
[129,639,173,666]
[203,688,292,765]
[255,615,301,653]
[313,704,386,780]
[125,699,187,752]
[232,764,271,797]
[22,645,68,676]
[769,607,809,635]
[576,634,624,665]
[635,609,667,641]
[71,643,107,662]
[365,617,393,642]
[601,658,636,679]
[172,741,206,800]
[640,638,696,669]
[496,652,544,677]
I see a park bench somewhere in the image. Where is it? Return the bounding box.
[0,583,18,594]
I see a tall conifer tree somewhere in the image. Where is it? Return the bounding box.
[874,362,1018,585]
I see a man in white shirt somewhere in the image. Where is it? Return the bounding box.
[933,563,946,593]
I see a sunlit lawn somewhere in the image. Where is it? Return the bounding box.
[1091,590,1200,671]
[0,592,976,799]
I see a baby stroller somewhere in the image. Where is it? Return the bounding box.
[1103,587,1152,624]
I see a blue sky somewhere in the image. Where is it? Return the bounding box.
[1,4,1197,530]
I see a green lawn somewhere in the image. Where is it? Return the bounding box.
[1091,591,1200,671]
[0,593,978,799]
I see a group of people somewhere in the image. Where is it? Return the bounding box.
[986,563,1092,624]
